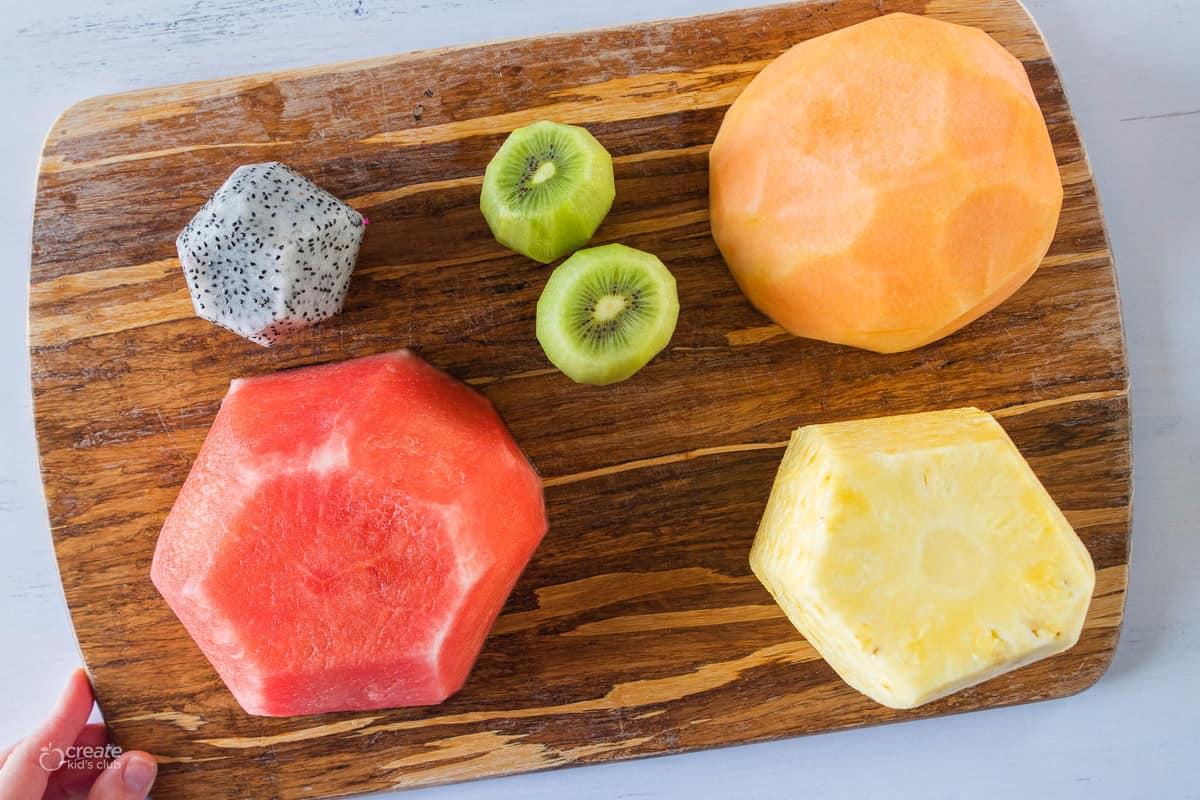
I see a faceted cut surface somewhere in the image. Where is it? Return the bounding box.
[710,13,1063,353]
[750,407,1095,709]
[151,351,547,716]
[176,162,365,346]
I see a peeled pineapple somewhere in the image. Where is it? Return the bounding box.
[750,407,1095,709]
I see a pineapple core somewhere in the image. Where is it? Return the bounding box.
[750,407,1095,709]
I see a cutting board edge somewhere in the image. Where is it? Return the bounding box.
[34,0,832,163]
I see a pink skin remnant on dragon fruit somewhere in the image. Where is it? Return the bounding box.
[177,162,366,346]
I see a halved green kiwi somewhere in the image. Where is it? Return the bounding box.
[479,121,615,263]
[536,243,679,385]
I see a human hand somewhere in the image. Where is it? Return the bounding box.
[0,670,156,799]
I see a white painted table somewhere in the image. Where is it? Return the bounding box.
[1,1,1197,797]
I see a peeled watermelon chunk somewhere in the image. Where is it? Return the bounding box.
[151,351,547,716]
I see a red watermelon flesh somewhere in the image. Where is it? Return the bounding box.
[151,350,547,716]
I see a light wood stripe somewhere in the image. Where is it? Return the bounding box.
[383,732,654,786]
[464,368,560,386]
[542,441,790,488]
[153,755,228,765]
[29,258,179,300]
[29,285,194,346]
[725,324,787,346]
[597,208,709,240]
[41,141,295,174]
[382,731,524,772]
[619,142,710,164]
[45,99,203,148]
[346,174,482,210]
[109,711,206,732]
[564,604,784,637]
[1039,248,1112,269]
[362,62,767,149]
[1086,565,1129,627]
[197,716,378,749]
[634,709,667,720]
[990,389,1127,418]
[1058,157,1095,187]
[1063,506,1128,529]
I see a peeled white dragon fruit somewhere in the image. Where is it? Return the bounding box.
[176,162,366,346]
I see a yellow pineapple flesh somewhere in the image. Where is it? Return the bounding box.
[750,407,1095,709]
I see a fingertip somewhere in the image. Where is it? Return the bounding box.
[60,668,95,715]
[79,750,157,800]
[121,751,157,797]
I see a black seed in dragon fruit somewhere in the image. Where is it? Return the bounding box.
[177,162,366,346]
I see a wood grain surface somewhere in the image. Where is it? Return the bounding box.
[28,1,1130,797]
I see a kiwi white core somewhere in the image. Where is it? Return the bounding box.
[593,294,627,323]
[531,161,557,185]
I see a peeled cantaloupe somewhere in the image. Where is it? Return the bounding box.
[709,13,1062,353]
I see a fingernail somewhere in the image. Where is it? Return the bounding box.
[123,753,157,794]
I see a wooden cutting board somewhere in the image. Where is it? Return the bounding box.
[28,1,1130,797]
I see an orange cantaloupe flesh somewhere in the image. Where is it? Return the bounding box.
[709,13,1063,354]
